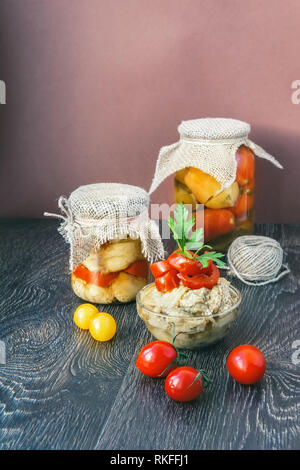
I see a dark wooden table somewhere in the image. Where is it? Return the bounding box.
[0,220,299,450]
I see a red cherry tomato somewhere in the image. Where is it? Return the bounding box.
[136,341,178,377]
[150,260,172,278]
[178,263,220,289]
[227,345,266,385]
[167,251,204,276]
[165,366,204,402]
[155,269,180,292]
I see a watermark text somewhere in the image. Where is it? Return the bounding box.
[291,80,300,104]
[0,340,6,365]
[0,80,6,104]
[291,340,300,365]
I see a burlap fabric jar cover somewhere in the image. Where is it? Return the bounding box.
[149,118,282,194]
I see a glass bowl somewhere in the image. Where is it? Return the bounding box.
[136,283,242,349]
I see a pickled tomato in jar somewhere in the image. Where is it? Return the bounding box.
[150,118,281,253]
[174,145,255,251]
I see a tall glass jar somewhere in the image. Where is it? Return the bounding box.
[149,118,281,252]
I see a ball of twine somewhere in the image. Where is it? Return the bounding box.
[225,235,290,286]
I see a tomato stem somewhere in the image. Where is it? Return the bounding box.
[188,369,212,389]
[158,323,188,377]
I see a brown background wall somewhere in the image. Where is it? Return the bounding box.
[0,0,300,222]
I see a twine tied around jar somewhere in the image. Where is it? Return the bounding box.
[44,196,139,237]
[221,235,290,286]
[44,196,88,237]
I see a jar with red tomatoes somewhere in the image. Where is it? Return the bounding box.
[44,183,164,304]
[149,118,282,251]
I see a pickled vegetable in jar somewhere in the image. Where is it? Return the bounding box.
[72,237,149,304]
[44,183,164,304]
[175,144,255,251]
[150,118,282,252]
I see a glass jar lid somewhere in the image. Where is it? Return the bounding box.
[69,183,149,221]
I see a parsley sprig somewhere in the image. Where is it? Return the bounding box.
[168,203,226,268]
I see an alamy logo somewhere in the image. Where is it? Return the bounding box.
[0,340,6,364]
[0,80,6,104]
[291,80,300,104]
[291,340,300,365]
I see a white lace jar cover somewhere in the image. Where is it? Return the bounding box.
[44,183,165,271]
[149,118,283,194]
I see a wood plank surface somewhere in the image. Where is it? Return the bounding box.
[0,220,299,450]
[96,224,300,450]
[0,220,139,449]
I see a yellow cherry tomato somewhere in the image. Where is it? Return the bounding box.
[89,312,116,342]
[73,303,99,330]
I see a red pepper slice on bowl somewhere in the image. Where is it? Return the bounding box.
[155,269,180,292]
[167,251,204,276]
[150,260,172,278]
[178,263,220,289]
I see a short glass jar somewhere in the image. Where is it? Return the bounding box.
[45,183,164,304]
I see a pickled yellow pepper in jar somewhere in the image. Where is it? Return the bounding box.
[149,118,282,252]
[175,145,255,251]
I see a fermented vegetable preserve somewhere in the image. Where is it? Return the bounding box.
[149,118,282,252]
[71,236,149,304]
[174,144,255,251]
[44,183,164,304]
